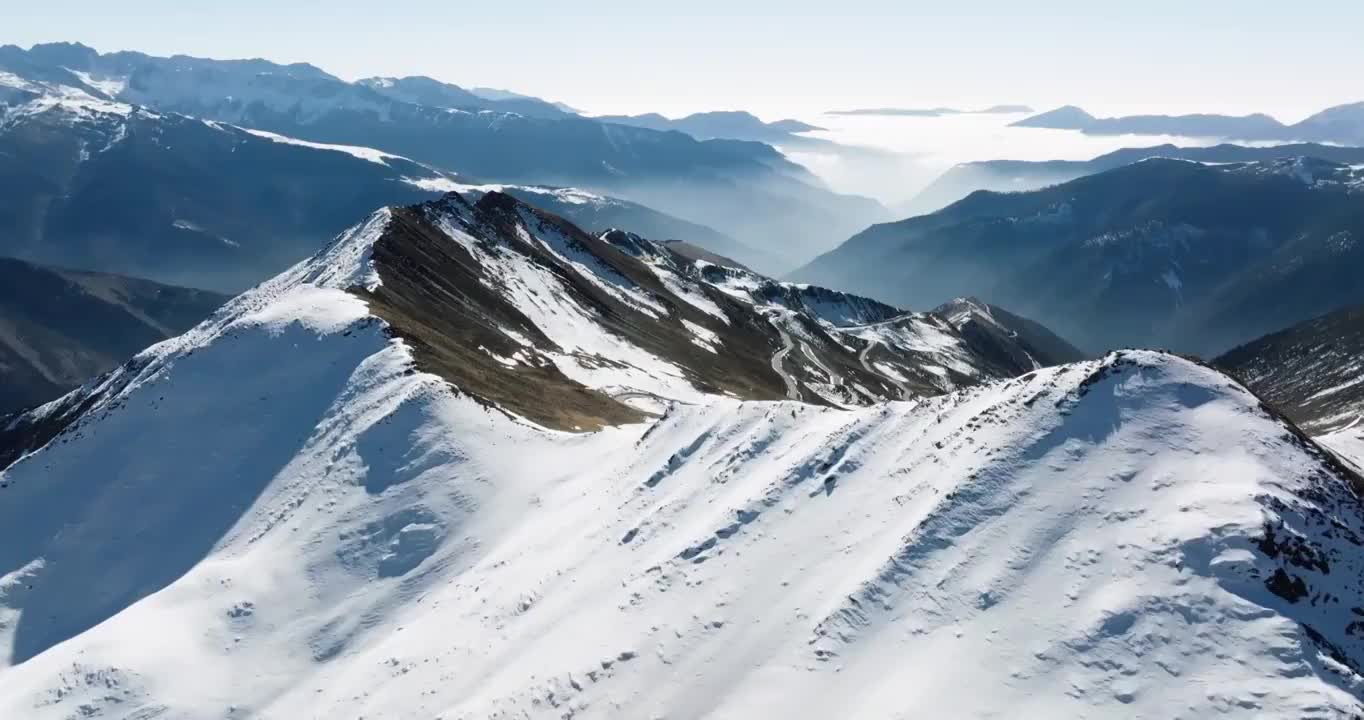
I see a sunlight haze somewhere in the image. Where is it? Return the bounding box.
[7,1,1362,121]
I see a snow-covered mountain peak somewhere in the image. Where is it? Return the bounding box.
[360,191,1078,421]
[0,70,135,128]
[4,324,1364,716]
[0,189,1064,465]
[4,190,1361,716]
[936,295,996,327]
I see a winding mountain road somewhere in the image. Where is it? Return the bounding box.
[770,323,801,401]
[858,339,912,399]
[800,343,840,387]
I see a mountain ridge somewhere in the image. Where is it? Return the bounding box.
[901,142,1364,216]
[0,79,774,290]
[794,156,1364,356]
[2,184,1363,717]
[593,110,823,143]
[1216,304,1364,435]
[1013,102,1364,144]
[0,41,889,271]
[0,189,1073,465]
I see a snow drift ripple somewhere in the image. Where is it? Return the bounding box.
[2,338,1363,717]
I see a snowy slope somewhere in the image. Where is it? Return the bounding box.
[2,311,1362,716]
[1321,423,1364,475]
[935,296,1089,366]
[1216,305,1364,435]
[3,197,1364,717]
[0,190,1047,452]
[0,67,133,125]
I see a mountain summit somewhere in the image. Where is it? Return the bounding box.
[0,190,1066,459]
[2,191,1364,717]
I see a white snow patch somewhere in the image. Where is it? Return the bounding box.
[1319,425,1364,472]
[0,80,134,123]
[296,208,392,292]
[682,319,721,353]
[241,128,401,166]
[515,217,666,319]
[401,175,464,193]
[64,68,128,98]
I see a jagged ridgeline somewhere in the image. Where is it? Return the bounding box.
[0,189,1073,463]
[357,192,1085,430]
[1,191,1364,716]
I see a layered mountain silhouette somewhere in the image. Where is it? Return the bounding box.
[1013,102,1364,144]
[0,42,885,271]
[903,142,1364,216]
[794,157,1364,356]
[0,75,768,290]
[593,111,823,143]
[355,75,571,118]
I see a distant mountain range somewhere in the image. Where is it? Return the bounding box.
[0,90,454,292]
[593,111,824,144]
[902,142,1364,216]
[1216,304,1364,435]
[1013,102,1364,144]
[828,105,1033,117]
[468,87,581,115]
[0,60,781,289]
[793,156,1364,356]
[354,76,571,119]
[0,257,225,415]
[0,42,886,272]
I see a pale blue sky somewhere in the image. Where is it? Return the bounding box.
[8,1,1363,119]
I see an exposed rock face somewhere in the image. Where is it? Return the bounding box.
[355,192,1064,430]
[1216,304,1364,435]
[0,190,1064,466]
